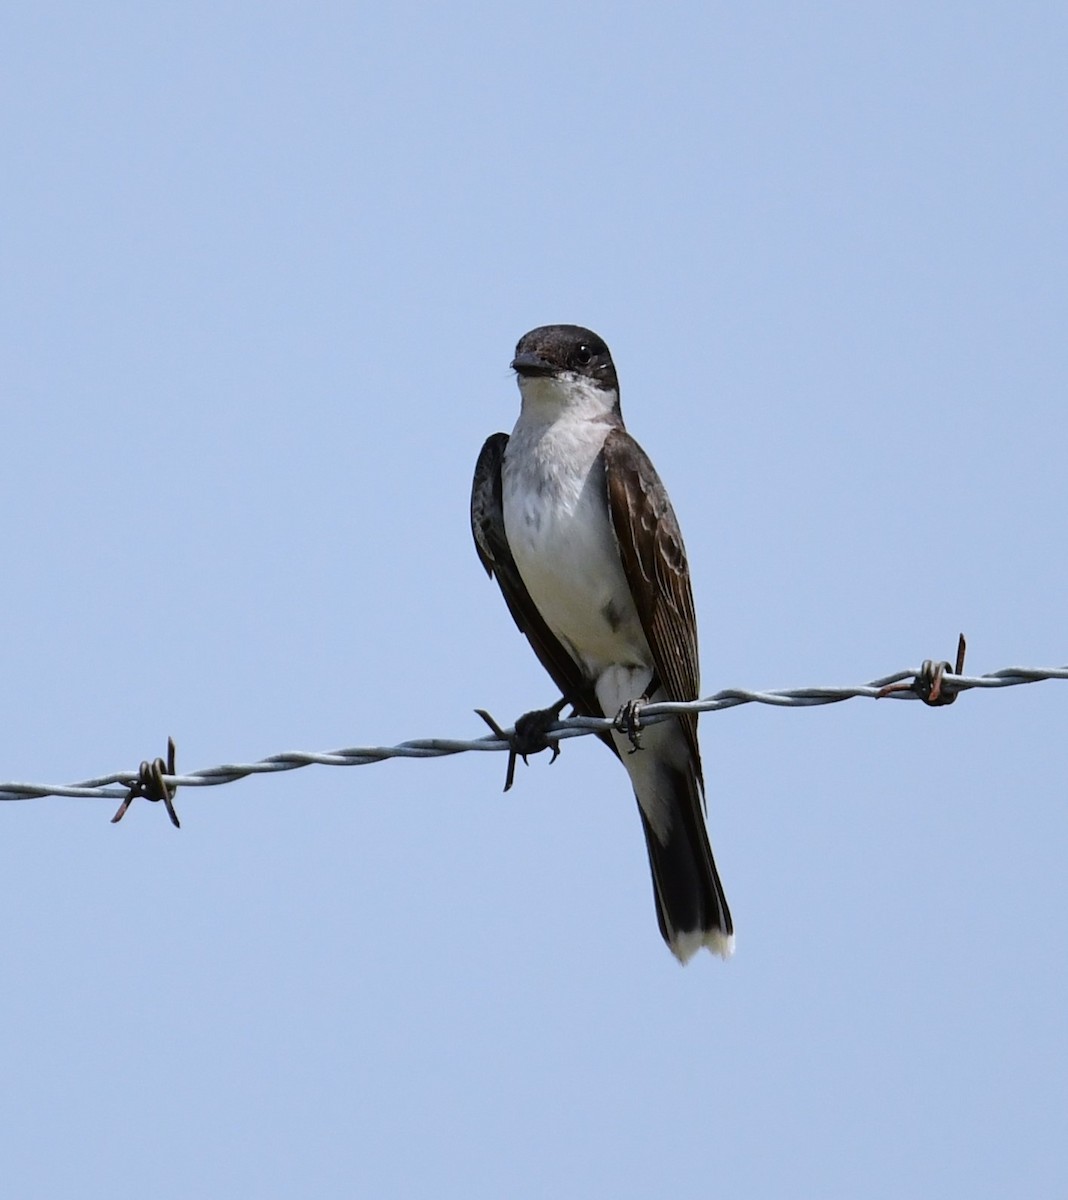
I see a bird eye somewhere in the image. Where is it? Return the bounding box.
[574,344,593,366]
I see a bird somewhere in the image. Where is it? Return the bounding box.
[470,324,733,962]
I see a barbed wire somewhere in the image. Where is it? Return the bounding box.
[2,644,1065,822]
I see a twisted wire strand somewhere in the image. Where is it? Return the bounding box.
[1,663,1065,806]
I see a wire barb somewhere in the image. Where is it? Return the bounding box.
[110,738,180,828]
[2,648,1066,817]
[876,634,967,705]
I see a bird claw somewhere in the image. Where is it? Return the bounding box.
[475,700,566,792]
[615,698,646,753]
[513,706,564,765]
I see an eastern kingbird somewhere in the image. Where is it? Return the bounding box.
[470,324,733,962]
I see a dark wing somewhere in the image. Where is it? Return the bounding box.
[602,427,703,784]
[471,434,605,726]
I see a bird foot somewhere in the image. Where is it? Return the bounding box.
[615,698,647,753]
[475,699,567,792]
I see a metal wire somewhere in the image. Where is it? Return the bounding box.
[1,661,1065,809]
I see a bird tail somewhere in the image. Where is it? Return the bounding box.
[638,762,734,963]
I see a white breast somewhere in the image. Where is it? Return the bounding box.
[501,409,650,682]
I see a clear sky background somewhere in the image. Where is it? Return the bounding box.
[3,3,1066,1197]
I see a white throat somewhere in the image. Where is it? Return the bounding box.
[515,372,620,427]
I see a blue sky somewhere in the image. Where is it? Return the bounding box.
[3,3,1066,1196]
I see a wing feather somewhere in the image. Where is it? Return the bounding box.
[602,428,703,785]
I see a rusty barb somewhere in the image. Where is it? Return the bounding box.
[474,700,567,792]
[111,737,181,828]
[877,634,968,706]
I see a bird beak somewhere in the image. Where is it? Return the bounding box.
[511,351,556,378]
